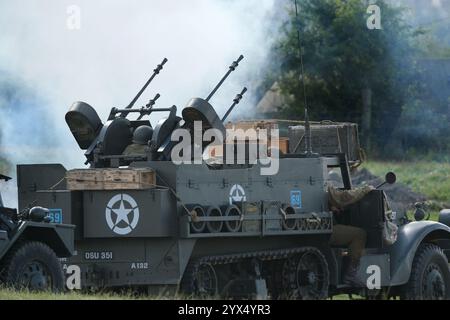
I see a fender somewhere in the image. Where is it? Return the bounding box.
[178,239,197,280]
[0,221,75,260]
[387,221,450,286]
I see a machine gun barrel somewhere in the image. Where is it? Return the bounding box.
[146,93,161,109]
[222,87,247,122]
[206,55,244,102]
[114,107,174,115]
[137,93,161,120]
[121,58,168,117]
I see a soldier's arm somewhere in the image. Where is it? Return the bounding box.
[328,185,374,209]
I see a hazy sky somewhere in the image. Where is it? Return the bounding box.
[0,0,278,167]
[1,0,446,168]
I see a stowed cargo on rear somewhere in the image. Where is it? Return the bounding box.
[18,57,450,299]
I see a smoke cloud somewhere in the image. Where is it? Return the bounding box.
[0,0,279,164]
[0,0,282,207]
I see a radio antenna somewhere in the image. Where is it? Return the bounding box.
[294,0,314,156]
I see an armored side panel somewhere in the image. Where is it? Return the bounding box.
[175,157,327,211]
[66,102,103,150]
[62,238,195,288]
[83,188,176,238]
[337,191,386,248]
[31,190,83,240]
[18,163,184,288]
[182,98,226,135]
[170,157,332,240]
[17,164,68,210]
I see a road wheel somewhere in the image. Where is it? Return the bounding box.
[180,261,218,298]
[2,241,65,292]
[282,249,329,300]
[402,243,450,300]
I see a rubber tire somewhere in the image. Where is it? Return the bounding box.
[402,243,450,300]
[2,241,65,292]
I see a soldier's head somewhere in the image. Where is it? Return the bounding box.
[132,125,153,145]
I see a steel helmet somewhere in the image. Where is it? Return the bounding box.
[132,126,153,145]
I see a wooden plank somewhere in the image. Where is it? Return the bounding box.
[66,168,155,190]
[278,137,289,154]
[225,120,279,131]
[66,170,102,190]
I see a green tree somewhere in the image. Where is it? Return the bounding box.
[275,0,421,151]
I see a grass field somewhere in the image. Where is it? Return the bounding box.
[364,161,450,205]
[0,287,351,300]
[0,287,196,300]
[364,160,450,221]
[0,288,132,300]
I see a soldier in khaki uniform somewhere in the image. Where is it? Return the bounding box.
[123,143,147,155]
[328,184,375,287]
[123,125,153,156]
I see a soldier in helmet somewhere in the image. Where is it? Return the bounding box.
[123,125,153,156]
[328,184,375,287]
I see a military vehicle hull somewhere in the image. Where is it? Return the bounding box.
[18,158,331,294]
[19,154,450,299]
[17,56,450,299]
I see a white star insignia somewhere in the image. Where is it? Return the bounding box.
[112,200,132,226]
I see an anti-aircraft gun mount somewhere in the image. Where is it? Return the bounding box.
[18,56,450,300]
[66,55,246,169]
[0,173,74,291]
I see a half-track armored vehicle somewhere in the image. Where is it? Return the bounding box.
[0,173,74,291]
[17,57,450,299]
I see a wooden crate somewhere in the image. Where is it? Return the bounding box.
[288,123,361,163]
[206,120,290,160]
[225,120,279,132]
[66,168,155,190]
[278,137,289,154]
[208,138,289,159]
